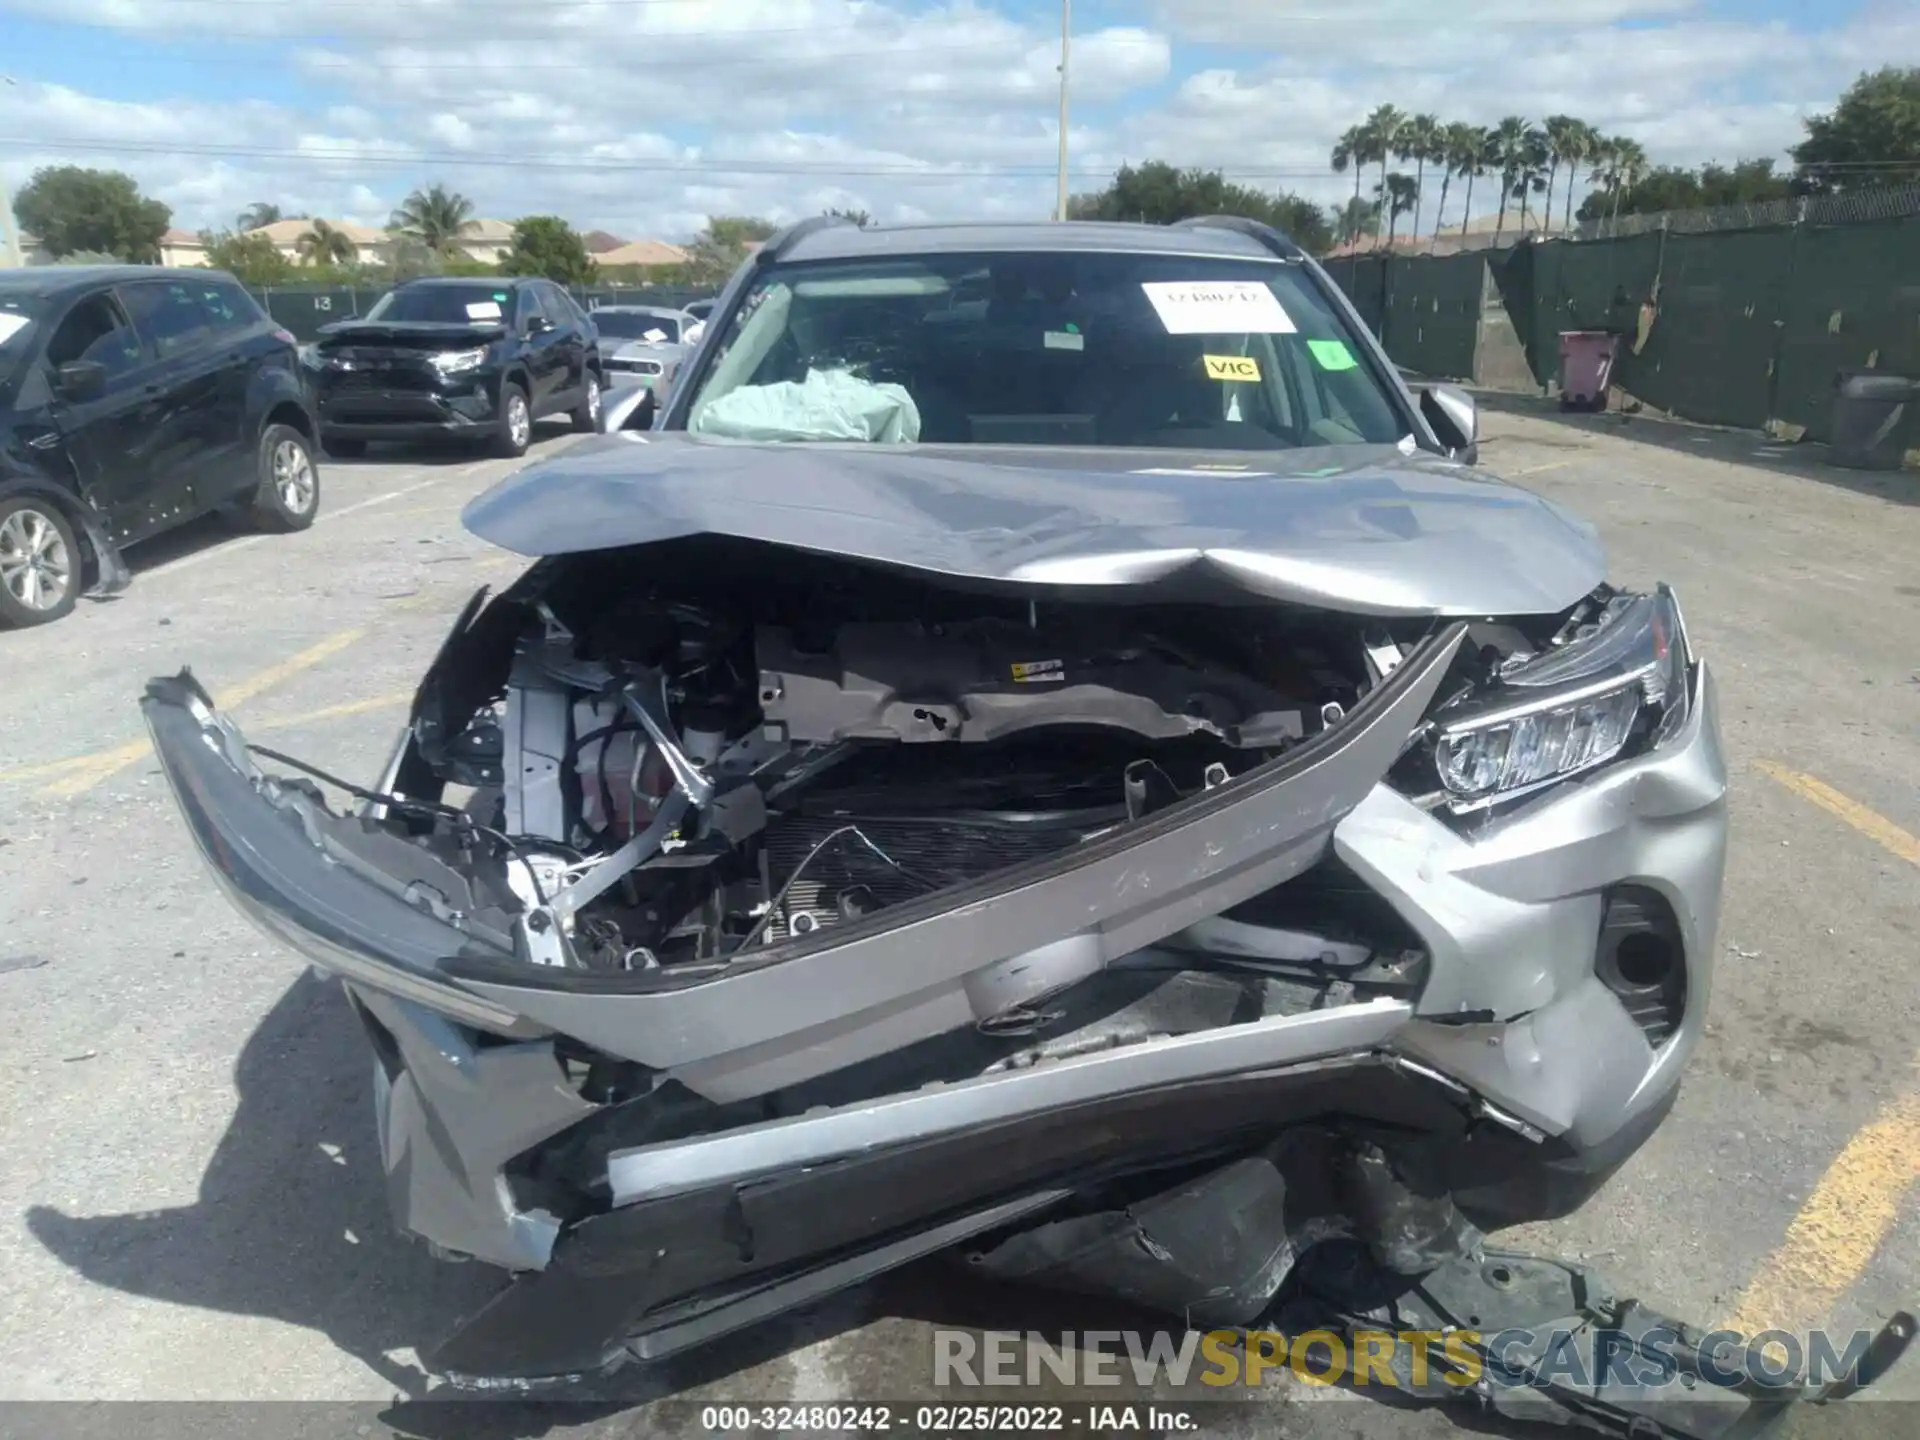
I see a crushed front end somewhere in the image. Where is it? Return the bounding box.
[145,538,1731,1391]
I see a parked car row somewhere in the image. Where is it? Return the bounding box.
[0,265,720,630]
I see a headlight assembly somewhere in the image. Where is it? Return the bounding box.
[430,347,488,376]
[1431,585,1691,811]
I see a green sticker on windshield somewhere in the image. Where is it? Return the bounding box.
[1308,339,1358,371]
[492,292,510,303]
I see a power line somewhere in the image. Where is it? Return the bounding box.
[289,39,1150,71]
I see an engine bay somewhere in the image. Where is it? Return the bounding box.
[389,542,1435,973]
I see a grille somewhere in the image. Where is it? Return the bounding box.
[760,813,1091,939]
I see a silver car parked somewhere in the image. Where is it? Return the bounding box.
[588,304,700,417]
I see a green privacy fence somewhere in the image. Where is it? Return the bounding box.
[1344,213,1920,442]
[1325,251,1486,385]
[246,283,717,341]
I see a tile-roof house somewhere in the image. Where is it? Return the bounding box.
[582,229,628,255]
[593,238,692,270]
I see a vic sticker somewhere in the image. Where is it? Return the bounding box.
[1142,281,1296,335]
[1203,355,1261,382]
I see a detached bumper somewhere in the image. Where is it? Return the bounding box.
[316,381,498,439]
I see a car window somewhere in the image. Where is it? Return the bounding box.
[537,283,577,327]
[44,292,145,381]
[681,252,1407,450]
[365,284,512,324]
[592,311,682,343]
[121,281,216,361]
[193,280,261,336]
[515,286,545,331]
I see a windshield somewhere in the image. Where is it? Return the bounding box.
[681,252,1407,449]
[365,284,514,325]
[0,296,38,386]
[594,310,682,343]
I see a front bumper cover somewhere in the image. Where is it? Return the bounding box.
[144,627,1732,1386]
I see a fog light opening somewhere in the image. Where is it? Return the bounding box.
[1613,932,1675,989]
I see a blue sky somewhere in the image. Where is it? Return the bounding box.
[0,0,1906,241]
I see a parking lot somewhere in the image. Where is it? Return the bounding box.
[1,406,1917,1434]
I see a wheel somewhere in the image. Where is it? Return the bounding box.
[326,437,367,459]
[0,496,80,628]
[572,370,604,433]
[247,424,322,533]
[494,382,533,458]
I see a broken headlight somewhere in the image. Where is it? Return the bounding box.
[1433,585,1691,812]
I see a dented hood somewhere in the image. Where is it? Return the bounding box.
[461,435,1605,617]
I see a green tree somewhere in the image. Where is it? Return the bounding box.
[1330,194,1380,246]
[1576,157,1793,222]
[1330,124,1368,232]
[1065,162,1332,254]
[13,166,171,261]
[1513,126,1551,232]
[1378,173,1420,248]
[1431,122,1476,238]
[1360,104,1405,237]
[1452,124,1492,237]
[1395,113,1441,239]
[236,201,284,231]
[685,215,780,283]
[389,182,478,255]
[51,250,124,266]
[295,218,358,267]
[500,215,594,282]
[1792,67,1920,192]
[1542,115,1591,232]
[1486,116,1529,244]
[824,206,873,226]
[201,229,294,285]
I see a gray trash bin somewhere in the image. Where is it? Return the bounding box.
[1829,371,1915,470]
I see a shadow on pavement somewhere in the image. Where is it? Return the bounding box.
[1473,390,1920,508]
[24,970,501,1398]
[23,970,1568,1439]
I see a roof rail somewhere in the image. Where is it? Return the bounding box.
[762,212,859,264]
[1169,215,1303,261]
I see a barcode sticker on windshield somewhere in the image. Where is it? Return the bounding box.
[465,301,503,320]
[1142,281,1295,335]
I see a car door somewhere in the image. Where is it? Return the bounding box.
[37,288,171,544]
[516,284,567,415]
[545,283,592,394]
[117,279,245,522]
[183,278,270,501]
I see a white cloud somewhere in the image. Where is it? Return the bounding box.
[0,0,1901,243]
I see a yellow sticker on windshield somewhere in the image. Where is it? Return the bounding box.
[1203,354,1261,382]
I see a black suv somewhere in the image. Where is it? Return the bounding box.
[0,266,320,629]
[307,277,602,459]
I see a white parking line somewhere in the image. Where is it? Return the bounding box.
[138,459,493,583]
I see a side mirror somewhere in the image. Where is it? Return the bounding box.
[54,360,108,404]
[1420,384,1479,465]
[525,315,554,337]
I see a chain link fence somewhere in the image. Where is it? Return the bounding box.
[1576,182,1920,240]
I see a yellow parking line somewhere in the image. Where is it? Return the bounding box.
[1719,1092,1920,1338]
[1756,760,1920,868]
[1717,762,1920,1338]
[36,627,367,798]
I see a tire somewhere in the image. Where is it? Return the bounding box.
[326,437,367,459]
[0,496,81,629]
[495,382,533,458]
[247,423,322,533]
[572,370,604,433]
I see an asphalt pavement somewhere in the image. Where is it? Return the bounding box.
[0,405,1916,1437]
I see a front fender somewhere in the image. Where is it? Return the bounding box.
[244,361,318,436]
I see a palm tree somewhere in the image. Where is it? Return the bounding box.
[1542,115,1582,232]
[296,218,358,267]
[389,183,478,256]
[236,202,283,232]
[1331,194,1380,246]
[1395,113,1442,240]
[1552,117,1598,232]
[1454,124,1492,238]
[1610,137,1649,227]
[1430,122,1473,240]
[1361,104,1405,239]
[1515,126,1551,233]
[1585,136,1620,234]
[1379,173,1420,248]
[1487,116,1529,245]
[1330,125,1368,233]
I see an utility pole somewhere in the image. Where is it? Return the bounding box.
[1054,0,1071,221]
[0,77,20,268]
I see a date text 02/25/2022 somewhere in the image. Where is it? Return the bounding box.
[696,1403,1199,1432]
